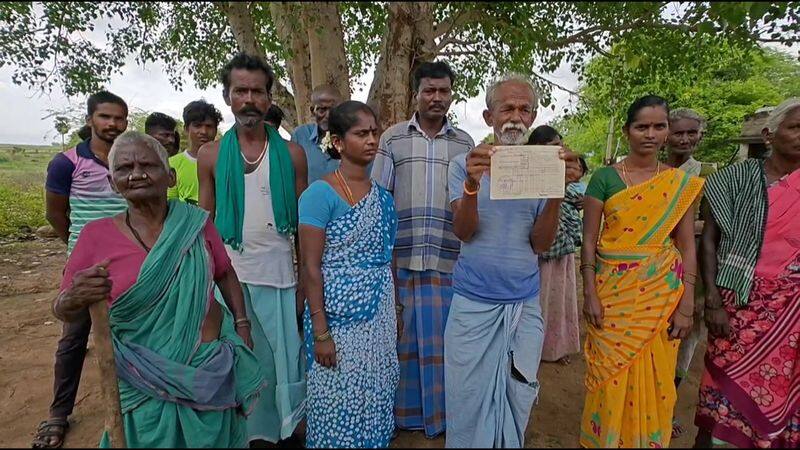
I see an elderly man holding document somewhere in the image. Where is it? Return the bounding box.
[444,73,580,448]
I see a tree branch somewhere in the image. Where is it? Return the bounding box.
[531,71,581,98]
[439,50,480,57]
[433,9,488,53]
[757,37,799,44]
[433,8,482,39]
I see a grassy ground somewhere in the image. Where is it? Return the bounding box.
[0,144,60,237]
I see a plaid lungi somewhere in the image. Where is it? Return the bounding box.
[394,269,453,438]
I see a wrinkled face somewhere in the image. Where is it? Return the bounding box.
[186,118,218,150]
[311,92,340,132]
[416,77,453,123]
[148,126,177,154]
[624,106,669,157]
[88,103,128,144]
[225,68,271,128]
[667,118,703,156]
[332,111,380,165]
[483,81,537,145]
[111,144,174,203]
[763,106,800,160]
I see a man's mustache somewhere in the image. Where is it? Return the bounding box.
[239,106,264,116]
[501,122,527,133]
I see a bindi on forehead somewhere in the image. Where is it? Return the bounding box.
[351,125,379,133]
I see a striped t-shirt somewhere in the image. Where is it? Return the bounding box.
[45,140,127,254]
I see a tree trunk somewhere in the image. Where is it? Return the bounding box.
[367,3,416,131]
[269,3,314,126]
[219,1,299,130]
[367,2,437,132]
[303,3,351,101]
[407,3,436,117]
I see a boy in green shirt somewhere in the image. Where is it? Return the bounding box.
[168,100,222,204]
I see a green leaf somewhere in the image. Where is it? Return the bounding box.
[697,21,716,34]
[749,1,772,21]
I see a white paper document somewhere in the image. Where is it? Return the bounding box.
[489,145,565,200]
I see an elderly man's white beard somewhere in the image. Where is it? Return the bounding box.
[497,122,529,145]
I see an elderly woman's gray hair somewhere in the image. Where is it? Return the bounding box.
[485,73,538,110]
[669,108,706,131]
[765,97,800,133]
[108,131,171,174]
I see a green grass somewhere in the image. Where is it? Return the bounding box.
[0,145,59,237]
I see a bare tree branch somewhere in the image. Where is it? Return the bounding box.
[433,8,482,40]
[757,37,799,44]
[439,50,480,57]
[531,71,581,98]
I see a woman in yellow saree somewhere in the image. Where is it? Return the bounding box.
[579,96,704,448]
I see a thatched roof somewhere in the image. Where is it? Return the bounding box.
[731,107,774,144]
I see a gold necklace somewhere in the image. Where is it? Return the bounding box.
[621,160,661,187]
[334,169,356,206]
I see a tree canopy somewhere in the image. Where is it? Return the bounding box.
[2,2,797,132]
[555,36,800,169]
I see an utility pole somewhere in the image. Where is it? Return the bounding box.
[604,114,615,166]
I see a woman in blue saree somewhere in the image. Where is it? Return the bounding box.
[298,101,400,448]
[52,131,265,448]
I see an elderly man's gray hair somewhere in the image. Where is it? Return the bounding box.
[485,73,538,110]
[108,131,170,174]
[765,97,800,133]
[669,108,706,131]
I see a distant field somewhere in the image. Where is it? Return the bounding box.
[0,144,60,237]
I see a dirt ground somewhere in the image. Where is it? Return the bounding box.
[0,237,705,448]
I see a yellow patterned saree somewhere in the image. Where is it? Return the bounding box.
[580,168,703,448]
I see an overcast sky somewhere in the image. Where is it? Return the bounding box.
[0,54,579,146]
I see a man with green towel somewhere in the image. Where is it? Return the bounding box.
[198,52,309,446]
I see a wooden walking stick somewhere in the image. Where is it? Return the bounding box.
[89,299,127,448]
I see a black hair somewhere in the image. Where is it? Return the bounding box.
[527,125,563,145]
[413,61,456,92]
[326,100,378,160]
[87,90,128,116]
[174,130,181,152]
[578,156,589,175]
[77,125,92,141]
[264,104,285,128]
[182,100,223,127]
[624,95,669,128]
[220,52,275,97]
[144,112,177,134]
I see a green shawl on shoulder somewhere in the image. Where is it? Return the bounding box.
[215,124,297,250]
[101,201,265,448]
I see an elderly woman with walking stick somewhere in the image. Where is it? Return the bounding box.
[51,131,265,448]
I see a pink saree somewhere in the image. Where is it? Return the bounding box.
[696,168,800,448]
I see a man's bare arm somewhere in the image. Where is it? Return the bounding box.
[45,192,70,244]
[288,142,309,199]
[197,141,219,220]
[288,142,309,309]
